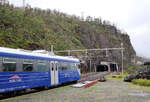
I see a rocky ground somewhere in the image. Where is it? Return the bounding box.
[1,79,150,102]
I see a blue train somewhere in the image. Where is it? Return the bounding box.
[0,47,80,94]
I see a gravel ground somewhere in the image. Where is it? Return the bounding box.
[1,79,150,102]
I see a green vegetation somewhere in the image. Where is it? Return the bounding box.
[128,82,150,91]
[0,4,129,53]
[127,66,136,73]
[132,79,150,86]
[123,64,139,74]
[106,73,129,81]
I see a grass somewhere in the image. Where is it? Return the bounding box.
[132,79,150,86]
[106,73,129,81]
[128,82,150,91]
[105,73,150,91]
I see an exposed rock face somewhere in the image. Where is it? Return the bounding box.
[75,24,136,72]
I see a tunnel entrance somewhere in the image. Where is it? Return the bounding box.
[96,61,119,72]
[96,65,108,72]
[110,64,118,72]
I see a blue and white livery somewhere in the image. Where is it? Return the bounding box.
[0,47,80,93]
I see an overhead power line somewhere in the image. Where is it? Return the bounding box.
[55,43,124,75]
[55,48,124,53]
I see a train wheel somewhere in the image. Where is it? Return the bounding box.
[44,86,49,90]
[9,91,16,97]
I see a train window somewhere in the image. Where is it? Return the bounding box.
[37,61,47,71]
[56,63,59,71]
[70,63,76,70]
[77,64,81,69]
[58,62,62,70]
[55,63,57,71]
[3,58,16,63]
[2,58,16,72]
[60,62,69,70]
[23,60,33,72]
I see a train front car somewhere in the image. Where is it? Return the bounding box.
[57,57,81,85]
[0,47,81,95]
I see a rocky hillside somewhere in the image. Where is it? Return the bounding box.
[0,4,136,70]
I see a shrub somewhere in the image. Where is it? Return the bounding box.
[127,66,136,74]
[132,79,150,86]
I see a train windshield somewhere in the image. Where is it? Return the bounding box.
[77,64,80,69]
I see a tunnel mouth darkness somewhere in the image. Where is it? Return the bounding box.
[96,65,108,72]
[96,64,118,72]
[110,64,117,72]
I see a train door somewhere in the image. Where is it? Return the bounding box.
[54,62,59,84]
[50,61,59,85]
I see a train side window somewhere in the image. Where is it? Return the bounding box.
[2,58,16,72]
[56,63,59,71]
[0,57,2,72]
[23,60,33,72]
[60,62,69,70]
[57,63,60,71]
[58,62,62,71]
[37,61,47,71]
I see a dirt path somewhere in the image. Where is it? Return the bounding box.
[1,79,150,102]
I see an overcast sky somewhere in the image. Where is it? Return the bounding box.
[9,0,150,58]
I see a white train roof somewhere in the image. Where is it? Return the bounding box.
[0,47,80,62]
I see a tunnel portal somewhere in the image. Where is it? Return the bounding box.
[96,62,119,72]
[96,65,108,72]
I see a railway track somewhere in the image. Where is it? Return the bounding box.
[79,72,110,82]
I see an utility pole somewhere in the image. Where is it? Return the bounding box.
[68,50,71,56]
[105,48,108,57]
[81,12,84,20]
[85,49,88,57]
[51,45,53,52]
[121,43,124,75]
[23,0,25,9]
[90,59,92,72]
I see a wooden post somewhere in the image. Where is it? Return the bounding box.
[121,43,124,75]
[68,50,71,56]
